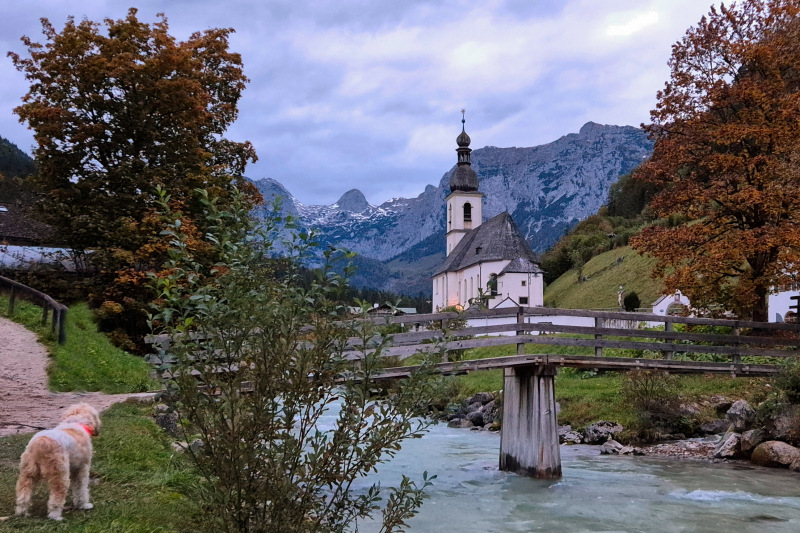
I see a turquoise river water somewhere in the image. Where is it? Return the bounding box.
[355,424,800,533]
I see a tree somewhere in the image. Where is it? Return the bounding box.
[151,188,437,532]
[9,9,258,344]
[630,0,800,321]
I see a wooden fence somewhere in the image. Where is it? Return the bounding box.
[147,306,800,379]
[0,275,68,344]
[338,307,800,378]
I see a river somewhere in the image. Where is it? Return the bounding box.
[356,423,800,532]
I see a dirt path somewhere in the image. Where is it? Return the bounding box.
[0,316,154,436]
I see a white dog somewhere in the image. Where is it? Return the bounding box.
[15,403,101,521]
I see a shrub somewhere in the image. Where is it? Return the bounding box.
[621,370,689,440]
[774,360,800,405]
[623,291,641,312]
[151,188,438,532]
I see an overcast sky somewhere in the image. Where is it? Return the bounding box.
[1,0,714,206]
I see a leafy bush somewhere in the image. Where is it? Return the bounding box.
[623,291,641,312]
[621,370,691,440]
[774,360,800,404]
[151,188,438,532]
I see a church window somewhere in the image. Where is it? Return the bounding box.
[521,280,526,287]
[463,202,472,222]
[448,205,452,229]
[519,297,529,305]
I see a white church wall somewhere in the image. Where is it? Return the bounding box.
[496,272,544,307]
[769,289,799,322]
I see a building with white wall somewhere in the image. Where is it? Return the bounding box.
[431,117,543,311]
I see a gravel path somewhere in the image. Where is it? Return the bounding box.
[0,316,154,436]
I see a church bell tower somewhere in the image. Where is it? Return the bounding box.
[446,111,483,255]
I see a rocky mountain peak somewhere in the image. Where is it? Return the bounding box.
[336,189,370,212]
[250,122,653,295]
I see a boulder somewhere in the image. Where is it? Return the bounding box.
[740,429,766,455]
[726,400,756,432]
[699,418,730,435]
[447,418,473,429]
[713,432,742,459]
[708,395,732,416]
[751,441,800,469]
[467,392,494,405]
[466,410,485,427]
[480,400,498,425]
[600,439,624,455]
[619,446,645,455]
[679,403,701,417]
[155,411,180,437]
[766,405,800,443]
[467,401,483,414]
[583,421,623,445]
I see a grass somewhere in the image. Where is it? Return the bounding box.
[544,246,663,309]
[0,297,156,393]
[0,403,202,532]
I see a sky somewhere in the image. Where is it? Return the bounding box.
[0,0,715,206]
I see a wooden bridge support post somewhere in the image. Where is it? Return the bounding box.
[499,364,562,479]
[516,306,525,355]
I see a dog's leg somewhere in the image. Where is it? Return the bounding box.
[15,451,38,517]
[14,469,35,517]
[45,452,70,521]
[72,463,93,510]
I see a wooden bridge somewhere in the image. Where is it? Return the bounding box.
[149,306,800,481]
[343,306,800,479]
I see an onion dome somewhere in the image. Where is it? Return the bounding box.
[450,110,479,192]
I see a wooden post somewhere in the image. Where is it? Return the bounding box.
[732,326,741,365]
[499,365,561,479]
[440,319,448,363]
[9,285,16,314]
[663,320,674,360]
[594,317,603,357]
[58,308,67,344]
[41,305,49,325]
[516,306,525,355]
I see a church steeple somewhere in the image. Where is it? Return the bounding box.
[449,110,479,192]
[446,110,483,255]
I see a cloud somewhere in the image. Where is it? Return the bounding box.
[0,0,713,205]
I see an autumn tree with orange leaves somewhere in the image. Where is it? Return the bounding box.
[631,0,800,322]
[9,9,259,347]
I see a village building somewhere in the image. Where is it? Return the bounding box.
[432,118,543,311]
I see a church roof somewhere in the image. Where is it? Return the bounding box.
[500,257,544,275]
[433,211,539,275]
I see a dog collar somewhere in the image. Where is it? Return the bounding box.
[80,424,94,436]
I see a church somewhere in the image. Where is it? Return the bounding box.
[432,118,544,311]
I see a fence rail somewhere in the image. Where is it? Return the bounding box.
[147,306,800,379]
[0,275,68,344]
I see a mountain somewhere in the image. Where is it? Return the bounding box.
[251,122,653,294]
[0,135,36,204]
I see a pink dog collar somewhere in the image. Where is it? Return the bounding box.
[81,424,94,436]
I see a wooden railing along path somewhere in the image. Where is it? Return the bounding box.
[0,275,68,344]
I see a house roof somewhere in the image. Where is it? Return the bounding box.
[433,211,539,275]
[0,203,54,245]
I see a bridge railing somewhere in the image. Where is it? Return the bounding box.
[146,306,800,379]
[341,307,800,371]
[0,274,68,344]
